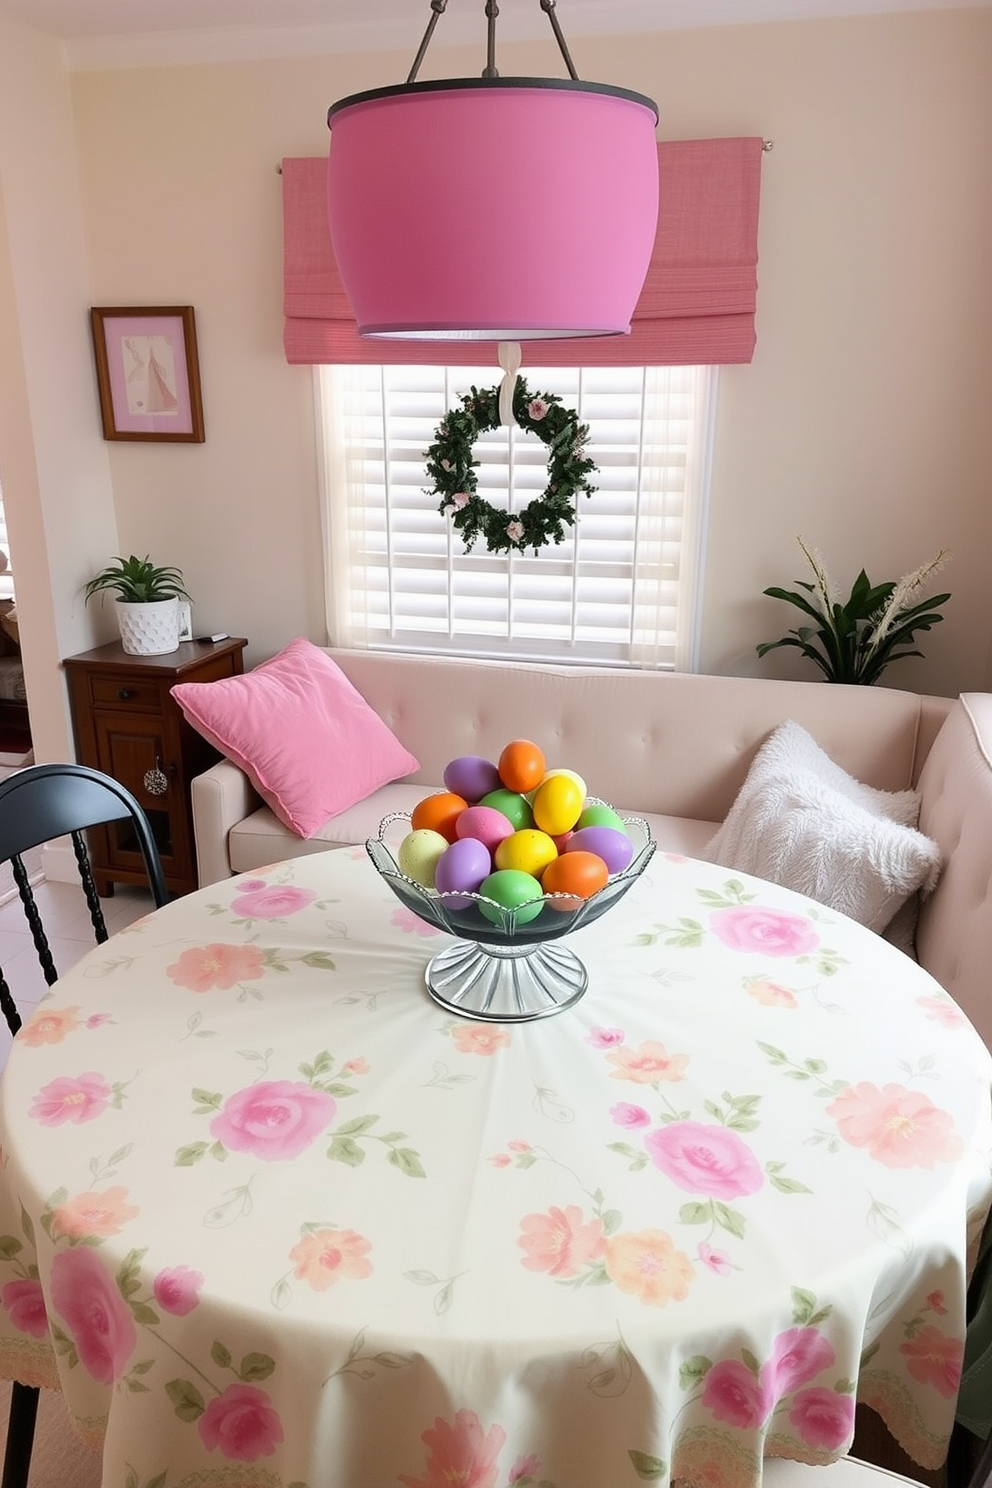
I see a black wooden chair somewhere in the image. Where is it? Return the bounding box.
[0,762,168,1488]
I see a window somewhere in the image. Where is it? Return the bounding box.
[316,361,715,671]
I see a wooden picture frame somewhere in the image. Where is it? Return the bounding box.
[90,306,205,442]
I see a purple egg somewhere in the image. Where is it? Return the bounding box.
[443,754,502,803]
[434,836,492,909]
[565,825,633,875]
[455,805,515,855]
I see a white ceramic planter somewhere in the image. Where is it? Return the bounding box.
[115,597,181,656]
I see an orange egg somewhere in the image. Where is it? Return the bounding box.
[541,851,609,912]
[498,739,546,794]
[410,791,468,843]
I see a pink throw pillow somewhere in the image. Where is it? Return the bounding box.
[171,638,419,838]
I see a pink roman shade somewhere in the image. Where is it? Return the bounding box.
[282,136,763,367]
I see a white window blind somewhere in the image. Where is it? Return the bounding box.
[316,362,715,671]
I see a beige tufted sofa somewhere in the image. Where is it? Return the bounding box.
[189,650,992,1050]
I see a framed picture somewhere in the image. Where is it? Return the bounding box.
[90,306,205,442]
[176,600,193,642]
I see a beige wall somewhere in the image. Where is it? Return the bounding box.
[0,17,122,762]
[2,8,991,756]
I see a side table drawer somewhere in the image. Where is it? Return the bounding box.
[89,676,164,711]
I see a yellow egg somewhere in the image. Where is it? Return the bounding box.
[397,829,449,888]
[494,828,558,880]
[532,773,585,837]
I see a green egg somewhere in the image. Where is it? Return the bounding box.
[576,803,628,835]
[477,868,545,926]
[479,788,534,831]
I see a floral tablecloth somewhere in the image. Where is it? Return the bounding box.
[0,846,990,1488]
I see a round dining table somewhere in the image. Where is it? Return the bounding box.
[0,842,990,1488]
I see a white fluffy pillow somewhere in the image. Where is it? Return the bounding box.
[703,721,941,933]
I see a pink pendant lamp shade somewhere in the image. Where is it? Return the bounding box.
[327,77,659,340]
[326,0,659,343]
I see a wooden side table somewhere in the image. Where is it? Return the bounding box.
[63,637,247,897]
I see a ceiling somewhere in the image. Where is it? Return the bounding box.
[0,0,988,68]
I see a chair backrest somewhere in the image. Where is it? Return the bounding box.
[0,762,168,1035]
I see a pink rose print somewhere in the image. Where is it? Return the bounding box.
[507,1140,531,1153]
[698,1242,734,1276]
[52,1185,139,1240]
[210,1080,336,1161]
[510,1457,540,1484]
[198,1382,285,1462]
[399,1407,506,1488]
[927,1291,948,1316]
[391,906,441,937]
[826,1082,964,1168]
[611,1102,651,1129]
[19,1005,81,1046]
[166,943,265,993]
[701,1358,772,1429]
[899,1324,964,1398]
[768,1327,835,1394]
[153,1265,204,1316]
[451,1024,510,1055]
[29,1072,111,1126]
[490,1153,512,1168]
[229,881,316,919]
[711,906,819,958]
[788,1386,855,1450]
[344,1057,369,1075]
[49,1246,136,1384]
[586,1027,624,1048]
[289,1228,373,1291]
[607,1040,688,1085]
[518,1205,606,1278]
[916,995,966,1028]
[1,1279,48,1339]
[646,1121,765,1199]
[744,975,798,1009]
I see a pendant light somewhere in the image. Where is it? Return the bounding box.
[326,0,660,341]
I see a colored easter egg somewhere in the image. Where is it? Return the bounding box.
[443,755,502,803]
[576,803,628,835]
[532,773,584,837]
[495,828,558,879]
[479,788,534,831]
[455,805,515,855]
[566,825,634,875]
[542,851,610,911]
[498,739,546,794]
[434,836,493,909]
[397,828,449,888]
[410,790,468,843]
[477,868,545,926]
[535,766,587,802]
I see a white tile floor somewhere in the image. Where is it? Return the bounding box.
[0,877,153,1068]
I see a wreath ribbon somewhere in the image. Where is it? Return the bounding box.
[497,341,521,429]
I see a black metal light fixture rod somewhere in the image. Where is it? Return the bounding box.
[405,0,583,87]
[407,0,449,84]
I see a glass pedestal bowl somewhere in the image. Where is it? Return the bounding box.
[366,812,655,1023]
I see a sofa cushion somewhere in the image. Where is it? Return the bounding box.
[172,637,419,839]
[225,786,720,877]
[703,720,941,932]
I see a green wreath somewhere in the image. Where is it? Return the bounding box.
[424,376,598,556]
